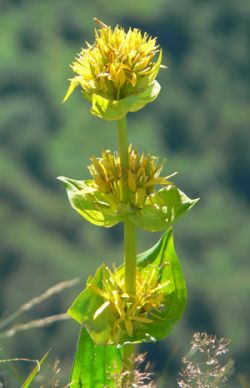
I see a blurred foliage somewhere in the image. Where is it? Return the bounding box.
[0,0,249,386]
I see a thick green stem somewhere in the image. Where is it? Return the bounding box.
[117,117,129,171]
[117,117,137,381]
[117,117,137,296]
[124,220,136,295]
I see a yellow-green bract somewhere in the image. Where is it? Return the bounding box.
[58,176,198,231]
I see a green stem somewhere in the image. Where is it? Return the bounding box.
[117,117,129,170]
[117,117,137,296]
[124,220,136,295]
[117,117,137,381]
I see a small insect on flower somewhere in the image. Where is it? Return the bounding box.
[63,19,165,120]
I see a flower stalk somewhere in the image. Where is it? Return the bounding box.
[117,116,137,377]
[124,219,136,296]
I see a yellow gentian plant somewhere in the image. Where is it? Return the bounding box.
[59,19,198,387]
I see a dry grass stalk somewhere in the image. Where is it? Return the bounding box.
[178,332,234,388]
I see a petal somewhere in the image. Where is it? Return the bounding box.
[124,320,134,337]
[63,78,79,103]
[132,316,153,323]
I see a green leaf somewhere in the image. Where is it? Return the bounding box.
[135,228,187,341]
[57,176,123,227]
[90,81,161,121]
[68,228,187,345]
[70,326,122,388]
[58,177,198,231]
[130,186,199,231]
[21,350,50,388]
[68,264,116,344]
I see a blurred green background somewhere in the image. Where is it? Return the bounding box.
[0,0,249,386]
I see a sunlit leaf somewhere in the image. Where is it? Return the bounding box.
[130,186,199,231]
[90,81,161,121]
[70,326,122,387]
[57,176,124,227]
[58,177,198,231]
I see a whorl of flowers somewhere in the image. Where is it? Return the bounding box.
[91,265,169,343]
[63,19,164,120]
[89,146,176,208]
[58,145,196,231]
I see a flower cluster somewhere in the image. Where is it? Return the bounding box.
[67,229,188,346]
[58,146,197,231]
[63,19,163,120]
[89,146,176,208]
[91,265,169,343]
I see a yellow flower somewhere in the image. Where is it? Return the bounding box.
[58,146,198,231]
[67,229,188,345]
[90,265,169,343]
[63,19,164,120]
[88,145,176,208]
